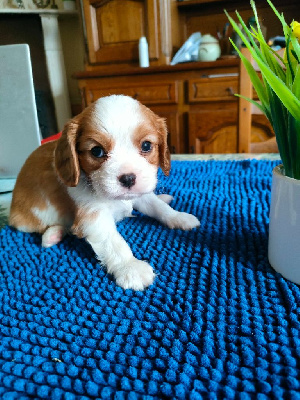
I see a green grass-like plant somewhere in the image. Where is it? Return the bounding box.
[225,0,300,179]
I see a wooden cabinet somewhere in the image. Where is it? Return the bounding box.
[81,0,179,69]
[76,0,294,153]
[188,76,238,153]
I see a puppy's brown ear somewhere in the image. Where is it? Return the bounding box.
[55,118,80,187]
[157,117,171,176]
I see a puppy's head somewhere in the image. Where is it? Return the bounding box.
[55,95,170,199]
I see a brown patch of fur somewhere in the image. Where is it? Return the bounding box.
[9,141,76,233]
[77,131,114,177]
[56,106,115,183]
[71,207,96,238]
[10,103,113,235]
[156,118,171,176]
[55,119,81,187]
[132,122,160,168]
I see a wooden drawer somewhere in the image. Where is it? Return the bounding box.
[188,76,238,103]
[86,81,178,106]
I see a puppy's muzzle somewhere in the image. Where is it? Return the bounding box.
[118,173,136,189]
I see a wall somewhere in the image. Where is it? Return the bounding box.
[59,13,85,115]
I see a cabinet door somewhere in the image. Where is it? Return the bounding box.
[188,77,238,154]
[188,104,238,154]
[82,0,161,66]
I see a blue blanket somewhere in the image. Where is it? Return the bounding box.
[0,160,299,399]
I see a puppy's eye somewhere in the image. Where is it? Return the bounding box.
[91,146,105,158]
[141,141,152,153]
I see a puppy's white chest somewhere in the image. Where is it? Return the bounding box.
[112,200,133,222]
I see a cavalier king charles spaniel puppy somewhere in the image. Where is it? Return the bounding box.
[10,95,200,290]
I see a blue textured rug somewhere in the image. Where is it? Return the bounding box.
[0,160,300,400]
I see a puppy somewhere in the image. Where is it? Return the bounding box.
[10,95,200,290]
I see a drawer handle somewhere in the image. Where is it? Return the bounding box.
[133,93,139,99]
[226,87,235,96]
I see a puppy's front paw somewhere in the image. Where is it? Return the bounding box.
[115,258,155,291]
[166,212,200,231]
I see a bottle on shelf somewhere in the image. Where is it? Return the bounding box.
[139,36,150,68]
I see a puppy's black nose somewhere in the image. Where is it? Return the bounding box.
[118,173,136,189]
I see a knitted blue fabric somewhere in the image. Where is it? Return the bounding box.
[0,160,300,400]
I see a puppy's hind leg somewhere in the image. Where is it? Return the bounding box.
[42,225,66,248]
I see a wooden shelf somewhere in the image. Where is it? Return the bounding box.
[74,58,239,79]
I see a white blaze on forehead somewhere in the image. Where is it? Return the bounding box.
[90,95,145,144]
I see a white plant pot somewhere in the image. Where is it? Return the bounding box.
[63,0,76,10]
[268,164,300,284]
